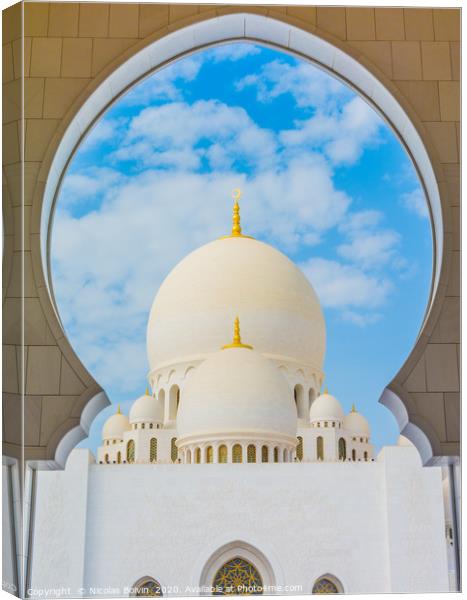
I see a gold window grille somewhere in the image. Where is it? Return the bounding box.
[247,445,256,463]
[127,440,135,463]
[218,445,227,463]
[150,438,157,463]
[312,578,339,594]
[232,444,242,463]
[212,557,263,595]
[296,437,303,461]
[261,446,268,463]
[171,437,178,462]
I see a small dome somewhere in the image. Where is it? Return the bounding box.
[102,407,130,440]
[129,392,164,425]
[397,434,414,447]
[309,391,344,422]
[343,406,370,436]
[177,338,296,444]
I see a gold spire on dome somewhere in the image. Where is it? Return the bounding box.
[222,317,253,350]
[145,385,149,396]
[116,404,121,415]
[324,387,329,395]
[351,403,357,413]
[219,189,253,239]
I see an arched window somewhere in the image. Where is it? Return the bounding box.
[283,448,287,462]
[352,449,356,461]
[195,448,201,464]
[127,440,135,464]
[150,438,157,463]
[261,445,268,463]
[186,449,191,464]
[273,447,279,463]
[312,575,342,594]
[247,444,256,463]
[117,451,121,464]
[171,437,178,462]
[317,437,324,461]
[132,577,163,597]
[212,557,263,595]
[338,438,346,461]
[206,446,213,463]
[296,436,303,461]
[104,453,109,464]
[364,451,368,461]
[232,444,242,463]
[218,445,227,463]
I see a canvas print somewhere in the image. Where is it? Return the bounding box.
[2,2,460,598]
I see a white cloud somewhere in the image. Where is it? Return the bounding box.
[112,100,278,171]
[401,188,429,219]
[281,96,383,166]
[236,59,350,108]
[207,43,261,62]
[122,56,203,105]
[337,230,401,269]
[301,257,393,310]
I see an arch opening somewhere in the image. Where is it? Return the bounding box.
[43,12,441,465]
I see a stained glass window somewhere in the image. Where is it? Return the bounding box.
[261,446,268,463]
[171,437,178,462]
[312,577,340,594]
[150,438,157,463]
[317,437,324,461]
[338,438,346,461]
[296,437,303,461]
[218,445,227,463]
[247,445,256,463]
[127,440,135,463]
[233,444,242,463]
[213,557,263,595]
[206,446,213,463]
[134,578,163,597]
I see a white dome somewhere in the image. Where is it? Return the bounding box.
[129,393,164,424]
[102,408,130,440]
[343,407,370,436]
[309,392,344,422]
[397,434,414,447]
[147,236,325,373]
[177,345,297,444]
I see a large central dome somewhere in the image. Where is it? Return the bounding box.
[147,232,326,374]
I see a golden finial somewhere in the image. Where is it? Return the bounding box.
[222,316,253,350]
[232,189,242,236]
[116,404,121,415]
[219,189,253,240]
[351,403,356,413]
[324,387,329,395]
[145,385,149,396]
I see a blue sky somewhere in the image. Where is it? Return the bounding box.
[51,42,433,453]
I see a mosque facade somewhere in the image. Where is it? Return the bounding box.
[28,197,454,596]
